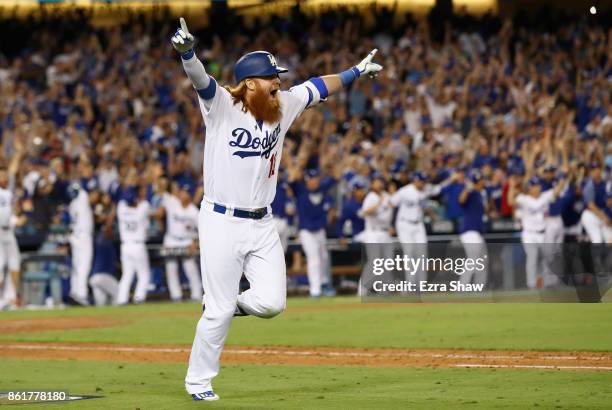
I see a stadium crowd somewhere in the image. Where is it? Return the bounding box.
[0,5,610,306]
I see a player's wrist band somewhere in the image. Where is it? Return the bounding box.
[339,67,360,86]
[181,49,195,60]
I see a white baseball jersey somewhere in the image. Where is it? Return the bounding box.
[69,190,93,237]
[162,193,198,247]
[515,190,555,233]
[360,191,393,232]
[198,82,323,208]
[390,184,441,223]
[117,200,150,243]
[0,188,13,229]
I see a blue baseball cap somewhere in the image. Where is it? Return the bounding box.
[85,178,99,192]
[179,183,194,195]
[350,181,367,191]
[371,171,385,181]
[305,168,321,179]
[470,170,484,183]
[122,187,138,204]
[66,182,81,200]
[508,166,525,176]
[412,171,427,182]
[527,177,540,187]
[234,51,288,83]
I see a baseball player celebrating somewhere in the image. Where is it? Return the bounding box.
[0,166,24,309]
[67,183,94,306]
[116,187,152,305]
[359,174,394,293]
[337,181,366,243]
[540,165,565,287]
[508,176,566,289]
[390,171,453,283]
[157,184,201,302]
[289,168,335,298]
[457,170,488,286]
[172,18,382,401]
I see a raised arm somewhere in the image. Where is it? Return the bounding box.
[171,18,216,102]
[320,49,383,98]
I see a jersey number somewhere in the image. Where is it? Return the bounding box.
[124,221,137,231]
[268,153,276,178]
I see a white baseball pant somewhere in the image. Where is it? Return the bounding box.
[298,228,328,297]
[70,234,93,302]
[521,230,546,289]
[542,216,564,287]
[459,231,488,286]
[397,221,428,283]
[117,242,151,304]
[0,233,20,273]
[360,231,394,295]
[89,273,119,306]
[581,209,608,244]
[185,206,286,395]
[0,274,16,306]
[0,233,20,304]
[166,257,202,301]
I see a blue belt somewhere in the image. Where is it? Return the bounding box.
[213,203,267,220]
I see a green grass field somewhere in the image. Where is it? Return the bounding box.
[1,298,612,409]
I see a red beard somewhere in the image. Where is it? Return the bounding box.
[246,85,282,124]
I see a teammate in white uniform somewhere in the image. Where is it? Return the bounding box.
[171,18,382,401]
[116,187,152,304]
[508,176,566,289]
[67,183,94,305]
[359,175,393,292]
[158,184,201,302]
[390,171,449,283]
[0,167,24,309]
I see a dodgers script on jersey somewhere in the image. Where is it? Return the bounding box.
[198,82,322,208]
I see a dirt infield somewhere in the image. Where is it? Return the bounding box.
[1,342,611,371]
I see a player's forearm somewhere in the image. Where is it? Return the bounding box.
[181,53,212,91]
[458,188,470,204]
[321,75,343,97]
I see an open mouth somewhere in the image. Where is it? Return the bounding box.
[270,90,279,97]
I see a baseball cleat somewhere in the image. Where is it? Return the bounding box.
[192,391,220,401]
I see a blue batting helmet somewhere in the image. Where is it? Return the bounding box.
[234,51,288,84]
